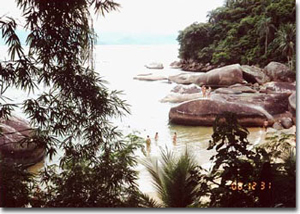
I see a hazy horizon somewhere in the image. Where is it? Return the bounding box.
[0,0,225,45]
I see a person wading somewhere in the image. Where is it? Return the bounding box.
[146,135,151,155]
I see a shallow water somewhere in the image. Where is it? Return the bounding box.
[94,45,266,194]
[1,45,265,195]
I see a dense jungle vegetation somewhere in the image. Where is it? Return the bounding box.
[0,0,296,208]
[177,0,296,69]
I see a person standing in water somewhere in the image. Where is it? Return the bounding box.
[201,85,207,98]
[146,135,151,155]
[154,132,159,144]
[207,86,212,98]
[263,120,268,132]
[173,132,177,145]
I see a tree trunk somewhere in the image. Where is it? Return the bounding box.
[265,32,268,55]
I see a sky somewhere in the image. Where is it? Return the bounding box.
[0,0,225,45]
[96,0,225,35]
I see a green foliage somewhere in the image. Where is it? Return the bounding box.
[0,0,151,208]
[272,23,296,70]
[144,150,200,207]
[145,113,296,208]
[0,158,35,207]
[203,112,269,207]
[178,23,212,61]
[201,112,295,207]
[259,132,296,207]
[32,135,144,207]
[177,0,296,67]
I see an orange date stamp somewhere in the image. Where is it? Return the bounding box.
[230,181,272,191]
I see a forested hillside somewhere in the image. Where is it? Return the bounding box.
[177,0,295,69]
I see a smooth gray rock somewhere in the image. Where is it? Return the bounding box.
[169,99,268,127]
[281,117,293,129]
[264,62,295,82]
[288,91,296,112]
[273,121,284,130]
[171,84,202,94]
[145,62,164,69]
[241,65,270,84]
[260,81,296,94]
[168,64,244,87]
[210,92,290,116]
[0,116,45,166]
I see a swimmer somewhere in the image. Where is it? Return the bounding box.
[263,120,268,132]
[146,135,151,154]
[207,86,212,97]
[154,132,159,141]
[173,132,177,145]
[201,85,207,98]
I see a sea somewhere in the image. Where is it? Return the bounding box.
[0,44,265,196]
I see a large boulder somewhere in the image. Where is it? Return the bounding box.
[168,64,244,87]
[161,84,202,103]
[241,65,270,84]
[161,93,202,103]
[210,92,290,116]
[264,62,295,82]
[288,91,296,113]
[260,81,296,94]
[281,117,293,129]
[171,84,202,94]
[170,61,182,69]
[133,73,168,81]
[288,92,296,124]
[145,62,164,69]
[169,99,268,127]
[272,121,284,130]
[0,116,45,166]
[214,84,257,94]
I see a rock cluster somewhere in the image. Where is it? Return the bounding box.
[0,116,45,166]
[170,60,221,72]
[145,62,164,69]
[167,62,296,127]
[168,64,245,87]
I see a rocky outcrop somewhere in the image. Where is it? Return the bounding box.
[288,92,296,124]
[171,84,202,94]
[161,93,202,103]
[168,64,244,87]
[272,121,284,130]
[264,62,295,82]
[260,82,296,94]
[241,65,270,84]
[0,116,45,166]
[288,92,296,112]
[214,84,257,94]
[280,117,293,129]
[210,92,290,116]
[161,84,202,103]
[170,60,219,72]
[133,73,168,81]
[169,99,268,127]
[170,61,182,69]
[145,62,164,69]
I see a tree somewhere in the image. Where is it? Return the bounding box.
[0,0,148,207]
[203,112,269,207]
[273,23,296,69]
[177,23,212,61]
[144,150,200,207]
[202,112,295,207]
[0,158,35,207]
[177,0,295,67]
[255,15,276,55]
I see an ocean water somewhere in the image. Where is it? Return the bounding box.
[94,45,265,194]
[0,45,265,196]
